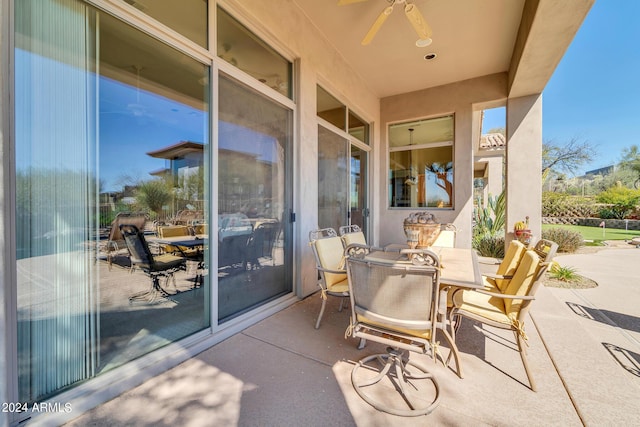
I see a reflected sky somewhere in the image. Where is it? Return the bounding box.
[16,48,280,195]
[99,76,207,192]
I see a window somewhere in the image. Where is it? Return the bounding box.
[317,85,370,233]
[317,85,370,145]
[389,115,454,208]
[123,0,208,47]
[217,7,292,99]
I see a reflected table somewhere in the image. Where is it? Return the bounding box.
[152,236,207,287]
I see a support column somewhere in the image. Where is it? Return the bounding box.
[485,156,504,200]
[506,94,542,244]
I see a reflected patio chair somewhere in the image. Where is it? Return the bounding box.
[345,248,458,416]
[246,221,279,268]
[120,224,186,304]
[103,212,148,270]
[158,224,205,286]
[309,228,349,329]
[450,244,556,391]
[339,224,367,248]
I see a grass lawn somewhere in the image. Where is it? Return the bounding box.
[542,224,640,245]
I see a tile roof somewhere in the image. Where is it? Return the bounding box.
[479,132,506,150]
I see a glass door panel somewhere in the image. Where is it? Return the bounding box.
[350,146,368,235]
[15,0,210,403]
[218,74,292,323]
[318,126,349,231]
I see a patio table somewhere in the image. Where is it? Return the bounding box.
[364,246,483,290]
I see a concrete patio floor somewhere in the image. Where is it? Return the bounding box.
[63,244,640,426]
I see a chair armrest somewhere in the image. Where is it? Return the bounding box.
[316,266,345,275]
[483,272,513,280]
[383,243,407,252]
[473,289,536,301]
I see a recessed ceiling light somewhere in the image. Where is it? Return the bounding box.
[424,53,437,61]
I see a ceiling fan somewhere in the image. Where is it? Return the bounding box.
[338,0,432,47]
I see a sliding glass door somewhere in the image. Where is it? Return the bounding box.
[318,126,349,231]
[15,0,210,402]
[217,75,293,322]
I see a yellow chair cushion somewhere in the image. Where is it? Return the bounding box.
[328,277,349,293]
[481,276,501,293]
[158,225,190,238]
[314,236,347,287]
[503,250,541,320]
[341,232,367,247]
[357,314,433,340]
[495,240,526,291]
[452,288,511,326]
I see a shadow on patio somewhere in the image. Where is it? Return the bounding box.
[66,294,583,426]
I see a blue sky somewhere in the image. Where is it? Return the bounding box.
[483,0,640,176]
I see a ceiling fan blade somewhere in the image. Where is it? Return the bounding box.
[338,0,369,5]
[404,3,432,40]
[361,5,394,45]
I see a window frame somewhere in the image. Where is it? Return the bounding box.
[387,115,455,210]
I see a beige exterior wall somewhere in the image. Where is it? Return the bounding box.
[379,73,508,248]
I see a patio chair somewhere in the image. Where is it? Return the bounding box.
[120,224,186,304]
[345,248,458,416]
[309,228,349,329]
[103,212,148,270]
[432,223,457,247]
[532,238,558,263]
[479,239,528,292]
[450,248,555,391]
[339,224,366,247]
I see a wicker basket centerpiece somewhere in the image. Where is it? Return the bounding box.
[403,212,440,249]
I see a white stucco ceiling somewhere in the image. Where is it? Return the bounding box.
[293,0,526,98]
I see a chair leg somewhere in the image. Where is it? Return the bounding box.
[439,327,463,378]
[516,331,537,392]
[315,297,327,329]
[351,349,441,416]
[338,297,345,312]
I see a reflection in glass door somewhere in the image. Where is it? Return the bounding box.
[15,0,210,403]
[350,146,368,235]
[217,74,293,323]
[318,126,349,231]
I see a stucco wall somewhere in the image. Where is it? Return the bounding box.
[379,73,508,248]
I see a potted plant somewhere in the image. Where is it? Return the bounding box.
[514,216,532,244]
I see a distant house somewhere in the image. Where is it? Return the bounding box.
[585,165,615,177]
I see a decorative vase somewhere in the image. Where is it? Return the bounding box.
[403,212,440,248]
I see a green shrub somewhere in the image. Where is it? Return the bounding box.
[598,207,620,219]
[549,264,579,282]
[473,234,505,258]
[595,187,640,219]
[473,191,505,237]
[541,228,583,253]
